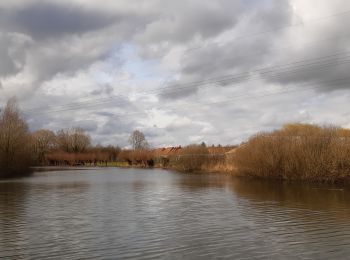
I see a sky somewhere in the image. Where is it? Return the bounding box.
[1,0,350,148]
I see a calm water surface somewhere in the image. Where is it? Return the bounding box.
[1,168,350,259]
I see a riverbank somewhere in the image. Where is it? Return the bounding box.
[9,123,350,184]
[31,161,236,175]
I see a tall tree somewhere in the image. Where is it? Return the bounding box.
[0,98,32,177]
[56,128,91,153]
[70,127,91,153]
[56,129,71,152]
[31,129,56,165]
[128,130,149,150]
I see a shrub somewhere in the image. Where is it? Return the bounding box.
[175,144,209,172]
[233,123,350,182]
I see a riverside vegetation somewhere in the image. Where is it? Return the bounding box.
[2,98,350,183]
[234,124,350,183]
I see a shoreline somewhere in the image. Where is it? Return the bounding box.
[30,165,350,186]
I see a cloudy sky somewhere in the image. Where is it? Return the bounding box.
[1,0,350,147]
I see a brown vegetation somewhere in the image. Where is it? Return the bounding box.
[0,98,124,178]
[175,144,209,172]
[0,98,32,177]
[233,123,350,182]
[118,149,154,167]
[5,98,350,183]
[56,128,91,153]
[31,129,56,165]
[140,144,235,173]
[173,144,236,173]
[31,128,121,167]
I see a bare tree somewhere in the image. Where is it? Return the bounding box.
[56,128,91,153]
[128,130,149,150]
[56,129,71,152]
[31,129,56,165]
[70,127,91,153]
[0,98,32,177]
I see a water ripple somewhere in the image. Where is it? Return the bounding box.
[1,169,350,259]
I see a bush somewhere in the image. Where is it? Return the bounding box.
[233,123,350,182]
[118,149,154,167]
[175,145,209,172]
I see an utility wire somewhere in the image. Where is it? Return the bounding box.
[22,8,350,113]
[24,52,350,115]
[182,9,350,55]
[25,77,350,124]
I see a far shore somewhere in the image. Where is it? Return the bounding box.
[31,166,98,171]
[30,163,237,177]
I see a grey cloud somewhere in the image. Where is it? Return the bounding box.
[0,2,117,40]
[135,0,242,59]
[97,118,135,136]
[0,33,30,77]
[0,2,122,90]
[249,0,292,31]
[159,83,199,99]
[0,1,156,94]
[259,1,350,92]
[94,111,115,117]
[138,0,241,42]
[158,0,292,100]
[0,36,18,76]
[90,84,114,96]
[73,120,98,132]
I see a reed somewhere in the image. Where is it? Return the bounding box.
[233,123,350,182]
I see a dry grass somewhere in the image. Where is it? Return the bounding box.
[174,145,209,172]
[118,149,154,166]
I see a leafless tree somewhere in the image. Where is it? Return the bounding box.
[31,129,56,165]
[128,130,149,150]
[0,98,32,177]
[56,129,70,152]
[56,127,91,153]
[70,127,91,153]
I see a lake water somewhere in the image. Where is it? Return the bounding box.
[1,168,350,259]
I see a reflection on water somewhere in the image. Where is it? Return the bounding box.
[1,169,350,259]
[230,178,350,210]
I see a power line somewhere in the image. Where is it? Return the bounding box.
[21,8,350,113]
[24,52,350,115]
[24,59,350,116]
[1,9,349,115]
[111,32,350,85]
[25,76,350,124]
[182,9,350,56]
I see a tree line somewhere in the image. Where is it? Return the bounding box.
[0,98,122,178]
[5,98,349,183]
[0,98,234,178]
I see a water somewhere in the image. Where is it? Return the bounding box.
[1,168,350,259]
